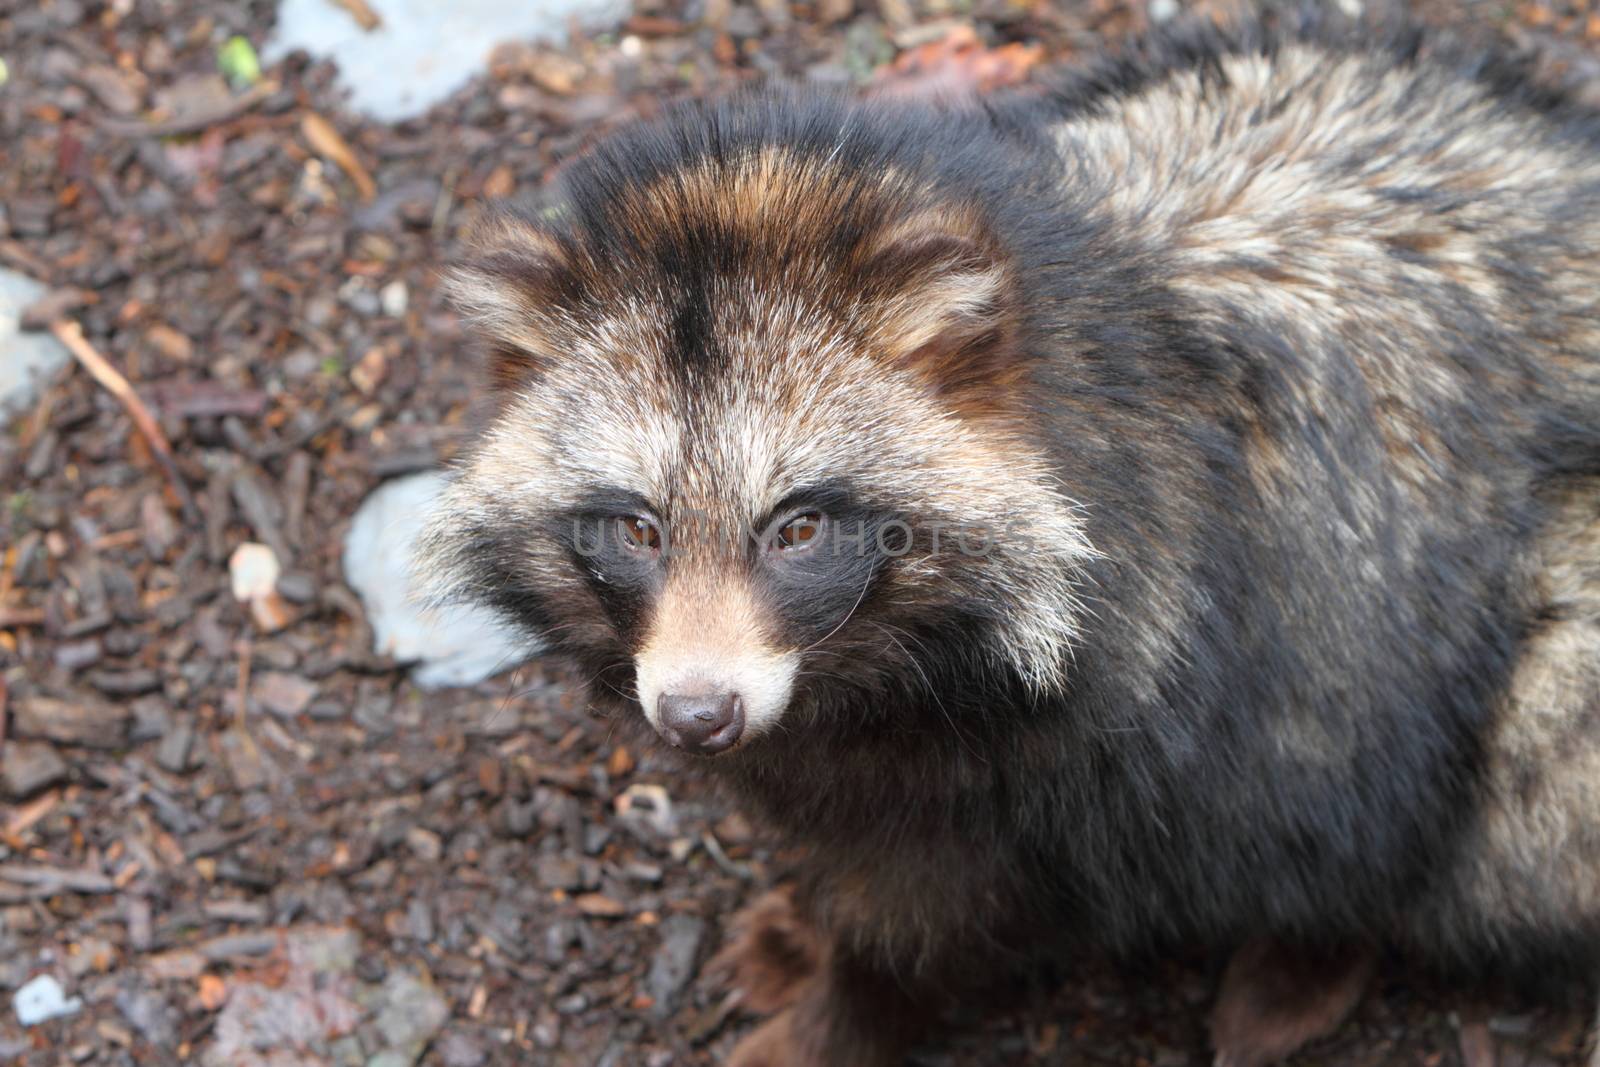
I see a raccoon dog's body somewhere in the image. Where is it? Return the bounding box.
[423,15,1600,1064]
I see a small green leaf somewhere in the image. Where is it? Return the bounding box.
[217,36,261,90]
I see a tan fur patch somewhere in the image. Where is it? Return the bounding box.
[1056,43,1600,385]
[1410,480,1600,949]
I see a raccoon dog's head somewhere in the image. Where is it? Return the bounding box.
[420,92,1094,756]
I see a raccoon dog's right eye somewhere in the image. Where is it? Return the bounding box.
[774,512,823,551]
[618,516,662,553]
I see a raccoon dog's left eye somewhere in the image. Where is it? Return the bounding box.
[773,512,823,551]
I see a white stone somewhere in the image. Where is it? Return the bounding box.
[14,975,82,1027]
[229,542,282,602]
[615,783,677,838]
[379,280,408,318]
[1148,0,1180,23]
[0,270,70,418]
[265,0,627,122]
[343,472,537,689]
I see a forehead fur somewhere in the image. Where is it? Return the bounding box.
[446,87,1038,385]
[447,109,1025,516]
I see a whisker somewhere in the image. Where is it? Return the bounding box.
[803,566,876,653]
[860,620,986,765]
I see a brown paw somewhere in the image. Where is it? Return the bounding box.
[1209,939,1374,1067]
[709,886,823,1015]
[727,1009,800,1067]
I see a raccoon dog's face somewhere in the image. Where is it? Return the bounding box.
[421,102,1094,756]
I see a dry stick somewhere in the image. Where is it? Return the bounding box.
[48,319,199,523]
[234,636,253,727]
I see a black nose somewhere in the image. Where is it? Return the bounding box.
[656,691,745,755]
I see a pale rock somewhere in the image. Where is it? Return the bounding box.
[230,542,282,602]
[379,280,408,318]
[14,974,82,1026]
[0,270,71,418]
[342,472,536,689]
[265,0,628,121]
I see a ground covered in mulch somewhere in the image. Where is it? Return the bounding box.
[3,0,1600,1064]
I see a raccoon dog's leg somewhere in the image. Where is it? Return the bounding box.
[1400,479,1600,1020]
[711,887,821,1014]
[1209,939,1375,1067]
[728,943,928,1067]
[1590,993,1600,1067]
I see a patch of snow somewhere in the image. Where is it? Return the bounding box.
[343,472,537,689]
[0,270,70,419]
[266,0,627,122]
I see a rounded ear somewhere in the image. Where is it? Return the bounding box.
[858,209,1020,403]
[445,210,573,390]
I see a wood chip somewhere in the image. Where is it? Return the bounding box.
[198,974,228,1011]
[146,380,267,419]
[574,893,627,918]
[2,745,67,802]
[100,79,279,138]
[12,695,131,749]
[143,950,206,981]
[143,322,194,363]
[0,862,116,894]
[1459,1020,1497,1067]
[5,789,61,838]
[0,606,46,629]
[218,727,270,791]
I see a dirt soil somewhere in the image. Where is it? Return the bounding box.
[3,0,1600,1064]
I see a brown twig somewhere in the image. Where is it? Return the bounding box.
[301,111,377,202]
[48,319,199,523]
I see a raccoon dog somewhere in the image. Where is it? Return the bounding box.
[420,13,1600,1065]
